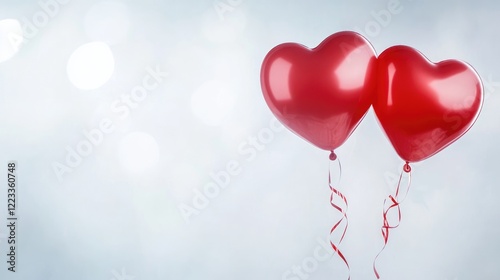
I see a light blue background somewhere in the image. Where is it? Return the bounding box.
[0,0,498,279]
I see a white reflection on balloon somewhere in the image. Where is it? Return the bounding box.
[268,57,293,101]
[429,69,479,109]
[334,45,371,91]
[387,63,396,106]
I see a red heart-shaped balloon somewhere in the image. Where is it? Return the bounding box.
[261,31,377,151]
[373,46,483,162]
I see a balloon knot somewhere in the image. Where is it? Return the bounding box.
[403,162,411,173]
[329,151,337,161]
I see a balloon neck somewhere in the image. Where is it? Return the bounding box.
[403,162,411,173]
[329,151,337,161]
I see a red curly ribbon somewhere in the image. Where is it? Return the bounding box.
[328,151,350,280]
[373,162,412,279]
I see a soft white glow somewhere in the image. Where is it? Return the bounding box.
[191,80,235,126]
[0,19,23,63]
[118,132,160,174]
[67,42,115,90]
[201,9,247,43]
[84,1,130,45]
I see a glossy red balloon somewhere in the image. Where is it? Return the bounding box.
[261,31,377,151]
[373,46,483,162]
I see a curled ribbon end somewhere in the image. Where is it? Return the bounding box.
[328,157,349,279]
[329,151,337,161]
[403,162,411,173]
[373,164,412,279]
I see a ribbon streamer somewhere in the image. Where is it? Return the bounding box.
[373,162,412,279]
[328,151,350,280]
